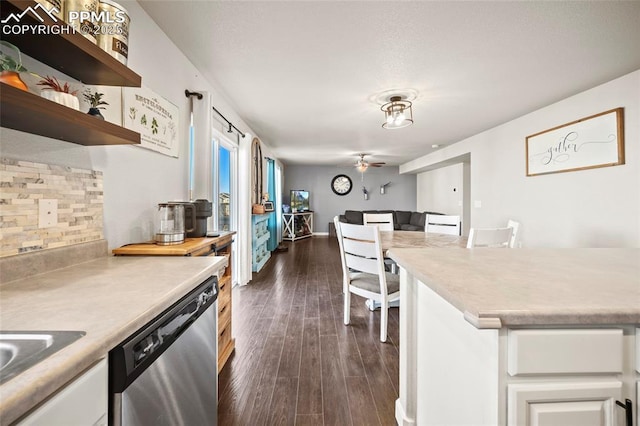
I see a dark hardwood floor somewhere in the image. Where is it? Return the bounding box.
[218,236,400,426]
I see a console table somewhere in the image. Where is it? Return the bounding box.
[283,211,313,241]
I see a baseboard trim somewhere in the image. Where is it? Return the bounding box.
[395,398,415,426]
[312,232,329,236]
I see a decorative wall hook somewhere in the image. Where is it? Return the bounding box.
[363,186,369,200]
[380,181,391,195]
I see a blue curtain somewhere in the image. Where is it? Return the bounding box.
[266,158,277,251]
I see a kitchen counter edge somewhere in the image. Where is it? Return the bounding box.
[388,247,640,329]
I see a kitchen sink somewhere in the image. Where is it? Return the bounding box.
[0,331,85,384]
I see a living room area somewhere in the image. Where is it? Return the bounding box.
[283,164,424,236]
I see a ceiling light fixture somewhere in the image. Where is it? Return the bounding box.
[381,95,413,129]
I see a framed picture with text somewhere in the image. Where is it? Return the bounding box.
[526,108,624,176]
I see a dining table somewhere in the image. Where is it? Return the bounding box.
[380,230,467,250]
[365,231,468,310]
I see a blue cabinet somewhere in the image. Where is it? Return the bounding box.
[252,214,271,272]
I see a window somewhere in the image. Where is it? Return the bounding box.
[218,145,232,231]
[212,135,237,232]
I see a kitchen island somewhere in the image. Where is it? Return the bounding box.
[0,255,226,425]
[387,248,640,426]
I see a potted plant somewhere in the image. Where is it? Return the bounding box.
[0,41,28,91]
[37,75,80,110]
[82,89,109,119]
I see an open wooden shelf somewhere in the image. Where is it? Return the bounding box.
[0,0,141,87]
[1,83,140,146]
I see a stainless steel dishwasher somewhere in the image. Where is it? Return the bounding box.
[109,276,218,426]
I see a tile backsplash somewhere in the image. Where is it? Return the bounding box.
[0,158,104,257]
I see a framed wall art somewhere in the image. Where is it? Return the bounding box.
[526,108,624,176]
[122,87,179,158]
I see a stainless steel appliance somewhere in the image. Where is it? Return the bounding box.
[155,202,195,245]
[109,276,218,426]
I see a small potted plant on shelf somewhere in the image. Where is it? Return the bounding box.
[0,41,28,91]
[83,89,109,120]
[37,75,80,110]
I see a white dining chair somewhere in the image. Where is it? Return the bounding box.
[507,219,520,248]
[333,216,399,342]
[363,213,394,231]
[426,214,461,235]
[466,227,514,248]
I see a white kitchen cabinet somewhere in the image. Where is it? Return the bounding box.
[507,381,621,426]
[507,329,623,375]
[18,358,107,426]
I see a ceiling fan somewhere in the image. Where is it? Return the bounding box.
[354,154,385,172]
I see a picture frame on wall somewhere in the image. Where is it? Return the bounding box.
[525,108,624,177]
[122,86,180,158]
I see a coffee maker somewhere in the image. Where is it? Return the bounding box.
[187,199,213,238]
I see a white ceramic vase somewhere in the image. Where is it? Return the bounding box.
[40,90,80,111]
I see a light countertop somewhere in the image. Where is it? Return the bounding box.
[0,255,226,425]
[388,248,640,329]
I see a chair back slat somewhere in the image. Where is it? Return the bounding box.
[467,227,513,248]
[342,238,378,259]
[339,221,378,241]
[426,214,461,235]
[363,213,394,232]
[345,253,379,275]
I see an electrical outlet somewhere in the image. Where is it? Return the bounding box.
[39,199,58,228]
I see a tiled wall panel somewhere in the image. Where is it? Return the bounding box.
[0,159,104,257]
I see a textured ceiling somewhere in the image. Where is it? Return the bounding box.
[139,1,640,167]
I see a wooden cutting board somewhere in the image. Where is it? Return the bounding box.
[112,233,234,256]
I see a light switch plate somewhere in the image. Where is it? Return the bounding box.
[39,199,58,228]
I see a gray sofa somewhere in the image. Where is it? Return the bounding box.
[338,210,444,232]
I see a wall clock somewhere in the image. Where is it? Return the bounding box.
[331,174,352,196]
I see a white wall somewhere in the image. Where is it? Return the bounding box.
[417,162,471,236]
[403,71,640,248]
[0,0,270,275]
[417,163,464,214]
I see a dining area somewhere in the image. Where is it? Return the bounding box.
[333,213,521,335]
[332,213,640,426]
